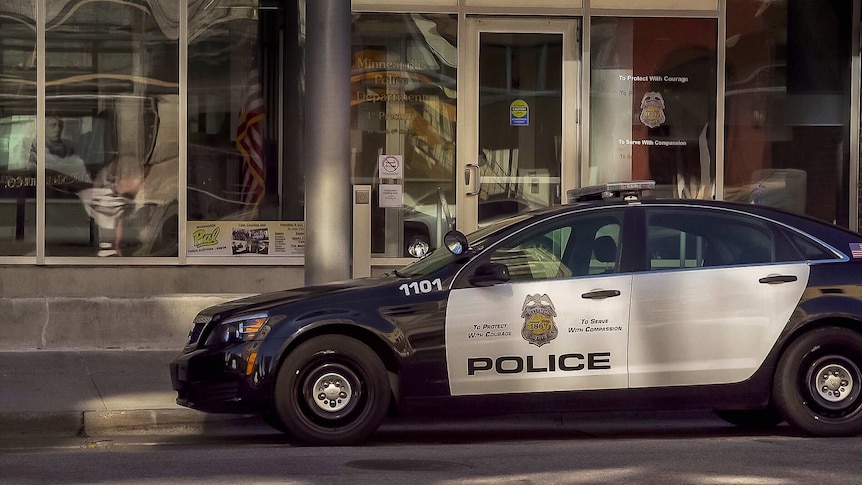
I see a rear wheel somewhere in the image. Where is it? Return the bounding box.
[773,327,862,436]
[273,335,390,445]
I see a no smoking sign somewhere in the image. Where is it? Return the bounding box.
[378,154,403,179]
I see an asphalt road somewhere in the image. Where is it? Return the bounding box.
[2,412,861,485]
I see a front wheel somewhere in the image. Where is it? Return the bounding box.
[773,327,862,437]
[274,335,390,445]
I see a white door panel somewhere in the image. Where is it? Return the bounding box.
[628,263,809,387]
[446,275,631,396]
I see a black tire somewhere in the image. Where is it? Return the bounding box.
[773,327,862,437]
[714,408,784,429]
[261,409,289,433]
[274,335,390,445]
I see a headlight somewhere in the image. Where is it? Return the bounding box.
[206,312,269,346]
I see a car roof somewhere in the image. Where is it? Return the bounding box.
[515,197,862,251]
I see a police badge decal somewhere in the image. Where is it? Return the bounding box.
[521,294,558,347]
[639,91,666,128]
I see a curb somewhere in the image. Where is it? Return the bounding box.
[0,409,727,438]
[0,409,260,437]
[0,412,84,437]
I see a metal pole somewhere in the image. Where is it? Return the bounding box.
[304,0,352,285]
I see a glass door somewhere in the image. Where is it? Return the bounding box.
[457,18,580,235]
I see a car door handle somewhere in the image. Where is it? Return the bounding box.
[581,289,621,299]
[759,275,798,284]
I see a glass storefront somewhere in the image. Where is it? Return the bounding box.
[185,0,305,260]
[351,13,457,258]
[0,1,37,256]
[186,1,305,259]
[0,0,857,265]
[724,0,853,226]
[590,17,717,199]
[44,0,180,257]
[188,4,265,223]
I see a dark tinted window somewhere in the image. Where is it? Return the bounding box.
[646,208,776,270]
[780,227,841,261]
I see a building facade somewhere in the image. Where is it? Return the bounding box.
[0,0,858,349]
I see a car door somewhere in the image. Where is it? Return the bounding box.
[628,206,810,388]
[445,208,632,396]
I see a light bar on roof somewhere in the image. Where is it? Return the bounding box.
[567,180,655,204]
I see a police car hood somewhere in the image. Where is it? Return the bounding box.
[202,277,394,317]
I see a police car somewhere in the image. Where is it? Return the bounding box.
[170,181,862,445]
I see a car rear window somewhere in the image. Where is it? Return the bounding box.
[779,227,842,261]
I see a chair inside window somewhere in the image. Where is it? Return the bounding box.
[591,235,617,274]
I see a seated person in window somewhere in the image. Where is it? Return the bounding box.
[28,116,92,185]
[31,117,74,161]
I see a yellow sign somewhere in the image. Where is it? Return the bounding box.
[510,99,529,126]
[187,221,305,257]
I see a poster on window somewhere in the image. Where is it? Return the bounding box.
[589,18,717,197]
[187,221,305,257]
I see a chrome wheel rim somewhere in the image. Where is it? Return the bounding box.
[815,363,854,404]
[311,371,353,413]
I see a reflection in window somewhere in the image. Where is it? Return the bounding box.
[0,1,36,256]
[489,211,623,281]
[590,18,717,199]
[44,1,179,257]
[478,32,563,224]
[491,227,572,281]
[646,209,774,270]
[724,1,851,226]
[187,1,303,224]
[351,14,457,258]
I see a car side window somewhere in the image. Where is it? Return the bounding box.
[588,224,621,275]
[487,227,571,281]
[486,210,623,282]
[646,208,776,270]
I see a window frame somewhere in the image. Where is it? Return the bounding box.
[454,206,628,287]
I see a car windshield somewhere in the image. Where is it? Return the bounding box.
[397,214,531,277]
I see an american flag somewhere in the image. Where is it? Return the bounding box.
[236,68,266,209]
[850,243,862,259]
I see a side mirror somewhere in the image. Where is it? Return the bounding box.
[444,230,469,255]
[469,262,510,287]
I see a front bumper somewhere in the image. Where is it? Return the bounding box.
[170,347,266,414]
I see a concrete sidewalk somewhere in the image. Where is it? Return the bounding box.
[0,350,737,440]
[0,349,255,437]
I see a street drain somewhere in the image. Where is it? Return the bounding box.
[344,459,471,471]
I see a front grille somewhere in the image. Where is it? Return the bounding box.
[187,322,207,346]
[186,314,214,347]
